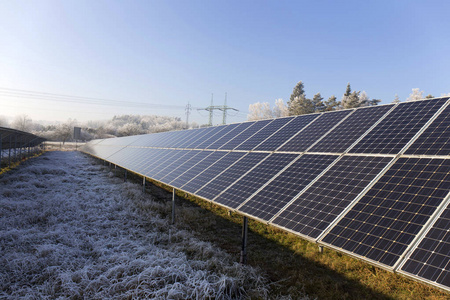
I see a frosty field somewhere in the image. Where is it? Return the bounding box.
[0,151,270,299]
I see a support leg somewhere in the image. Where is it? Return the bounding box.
[240,216,248,264]
[318,246,324,253]
[171,188,176,225]
[142,177,146,193]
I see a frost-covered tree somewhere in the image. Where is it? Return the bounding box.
[359,91,370,107]
[56,119,77,144]
[312,93,325,112]
[248,102,273,121]
[407,88,424,101]
[12,114,33,132]
[118,123,142,137]
[342,91,361,109]
[0,115,8,127]
[289,95,314,115]
[289,81,305,103]
[324,95,340,111]
[392,94,401,104]
[273,99,289,118]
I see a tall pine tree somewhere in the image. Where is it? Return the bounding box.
[312,93,325,112]
[288,81,314,115]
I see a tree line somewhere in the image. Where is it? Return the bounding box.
[248,82,445,120]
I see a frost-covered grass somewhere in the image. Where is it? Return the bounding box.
[0,151,270,299]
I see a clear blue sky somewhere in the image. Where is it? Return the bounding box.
[1,0,449,125]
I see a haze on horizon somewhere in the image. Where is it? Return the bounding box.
[1,0,449,125]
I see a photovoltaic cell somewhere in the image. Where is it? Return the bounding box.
[214,153,298,209]
[405,100,450,156]
[195,152,269,201]
[309,105,394,153]
[349,98,447,154]
[238,154,338,222]
[235,117,294,151]
[254,114,319,151]
[321,157,450,267]
[206,122,255,149]
[158,150,211,183]
[181,152,247,194]
[400,201,450,289]
[146,150,197,180]
[169,151,228,188]
[188,125,228,149]
[272,156,393,239]
[177,127,211,149]
[279,110,352,152]
[219,119,272,150]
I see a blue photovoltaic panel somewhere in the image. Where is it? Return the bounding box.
[254,114,319,151]
[87,145,127,159]
[321,158,450,267]
[206,122,255,150]
[181,152,247,194]
[195,152,269,202]
[169,151,228,189]
[193,125,230,149]
[132,148,172,175]
[235,117,294,151]
[214,153,298,209]
[168,128,205,148]
[272,156,393,239]
[349,98,447,154]
[309,105,394,153]
[160,150,214,184]
[144,150,195,179]
[177,127,211,149]
[280,110,352,152]
[238,154,338,222]
[400,202,450,289]
[219,119,272,150]
[405,100,450,156]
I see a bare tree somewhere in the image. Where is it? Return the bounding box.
[0,116,9,127]
[273,99,289,118]
[248,102,273,121]
[407,88,424,101]
[12,114,33,132]
[56,119,77,144]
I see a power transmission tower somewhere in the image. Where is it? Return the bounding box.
[185,102,192,128]
[198,93,238,126]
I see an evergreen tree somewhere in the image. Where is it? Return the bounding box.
[312,93,325,112]
[343,91,361,109]
[324,95,340,111]
[392,94,401,104]
[344,83,351,97]
[425,94,434,99]
[289,95,314,115]
[289,81,305,103]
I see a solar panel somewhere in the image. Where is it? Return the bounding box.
[254,114,319,151]
[219,119,272,150]
[405,100,450,156]
[237,154,338,222]
[160,150,215,183]
[181,151,247,194]
[321,157,450,268]
[213,153,299,209]
[279,110,353,152]
[150,150,201,180]
[176,127,211,149]
[399,199,450,290]
[187,124,229,149]
[272,155,393,240]
[206,122,255,150]
[235,117,294,151]
[309,105,394,153]
[195,152,269,201]
[169,151,228,188]
[349,98,447,154]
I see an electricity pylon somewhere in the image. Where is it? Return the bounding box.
[198,93,238,126]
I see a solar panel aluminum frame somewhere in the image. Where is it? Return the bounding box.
[395,192,450,284]
[314,155,402,271]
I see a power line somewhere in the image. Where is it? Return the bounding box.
[197,93,238,126]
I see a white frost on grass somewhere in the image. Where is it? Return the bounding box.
[0,151,269,299]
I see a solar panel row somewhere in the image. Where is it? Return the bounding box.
[81,97,450,291]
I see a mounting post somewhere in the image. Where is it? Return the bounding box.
[318,246,324,253]
[171,188,176,225]
[240,216,248,264]
[8,135,12,167]
[142,177,146,193]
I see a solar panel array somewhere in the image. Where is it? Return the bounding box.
[81,97,450,292]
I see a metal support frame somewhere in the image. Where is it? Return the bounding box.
[171,188,176,225]
[240,216,248,264]
[318,246,324,253]
[142,177,146,193]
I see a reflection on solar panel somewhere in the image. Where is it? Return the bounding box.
[254,114,319,151]
[350,98,447,154]
[181,152,247,194]
[405,100,450,156]
[219,119,272,150]
[238,154,338,222]
[214,153,298,209]
[80,97,450,292]
[399,201,450,289]
[321,158,450,267]
[279,110,352,152]
[195,152,269,202]
[310,105,394,153]
[235,117,293,151]
[272,156,393,240]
